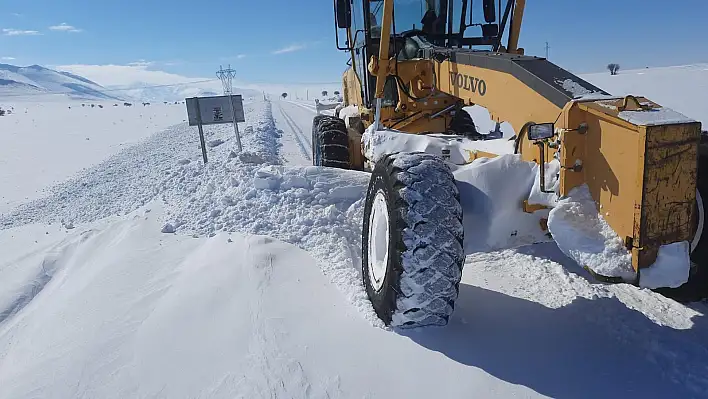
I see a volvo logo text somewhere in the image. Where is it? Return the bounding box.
[450,72,487,96]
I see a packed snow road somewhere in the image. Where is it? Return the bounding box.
[0,96,707,398]
[272,101,314,165]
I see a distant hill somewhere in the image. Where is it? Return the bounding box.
[0,64,122,101]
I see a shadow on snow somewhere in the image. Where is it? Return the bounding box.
[399,283,708,399]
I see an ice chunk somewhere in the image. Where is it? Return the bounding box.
[639,241,691,289]
[207,139,224,148]
[161,223,176,233]
[281,175,310,190]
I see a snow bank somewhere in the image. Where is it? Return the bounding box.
[1,99,381,326]
[547,185,635,280]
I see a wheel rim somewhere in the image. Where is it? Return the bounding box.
[368,190,390,292]
[692,190,705,253]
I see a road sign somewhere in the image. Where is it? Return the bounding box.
[185,95,246,164]
[186,95,245,126]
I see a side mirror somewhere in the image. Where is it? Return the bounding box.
[481,23,499,37]
[528,123,555,141]
[483,0,496,23]
[336,0,352,29]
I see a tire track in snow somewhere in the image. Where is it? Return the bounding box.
[275,102,312,163]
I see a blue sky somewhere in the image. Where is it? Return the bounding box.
[1,0,707,88]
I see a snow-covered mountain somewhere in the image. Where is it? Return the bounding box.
[0,64,122,101]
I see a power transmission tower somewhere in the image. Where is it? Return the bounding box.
[545,41,550,59]
[217,65,236,95]
[216,65,242,151]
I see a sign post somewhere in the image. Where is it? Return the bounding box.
[186,94,246,164]
[194,97,209,164]
[227,94,243,152]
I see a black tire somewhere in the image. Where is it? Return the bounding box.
[448,109,482,139]
[655,151,708,302]
[311,115,350,169]
[361,152,464,327]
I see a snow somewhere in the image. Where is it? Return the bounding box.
[527,159,561,207]
[556,78,604,98]
[639,241,691,289]
[464,104,516,136]
[453,154,552,252]
[582,64,708,125]
[547,185,636,281]
[0,63,119,101]
[272,101,313,165]
[0,100,191,213]
[363,125,515,165]
[1,63,708,397]
[337,104,360,127]
[618,107,696,126]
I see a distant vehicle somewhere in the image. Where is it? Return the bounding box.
[124,102,132,107]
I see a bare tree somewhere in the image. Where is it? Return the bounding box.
[607,63,620,75]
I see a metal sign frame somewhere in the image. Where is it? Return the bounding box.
[186,95,245,164]
[186,95,245,126]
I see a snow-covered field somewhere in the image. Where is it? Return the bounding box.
[1,67,708,398]
[0,100,189,212]
[582,63,708,125]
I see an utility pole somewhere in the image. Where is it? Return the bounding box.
[216,65,242,152]
[545,41,550,59]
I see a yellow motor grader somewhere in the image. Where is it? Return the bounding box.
[311,0,706,327]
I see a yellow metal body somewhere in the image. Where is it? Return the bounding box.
[339,0,702,271]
